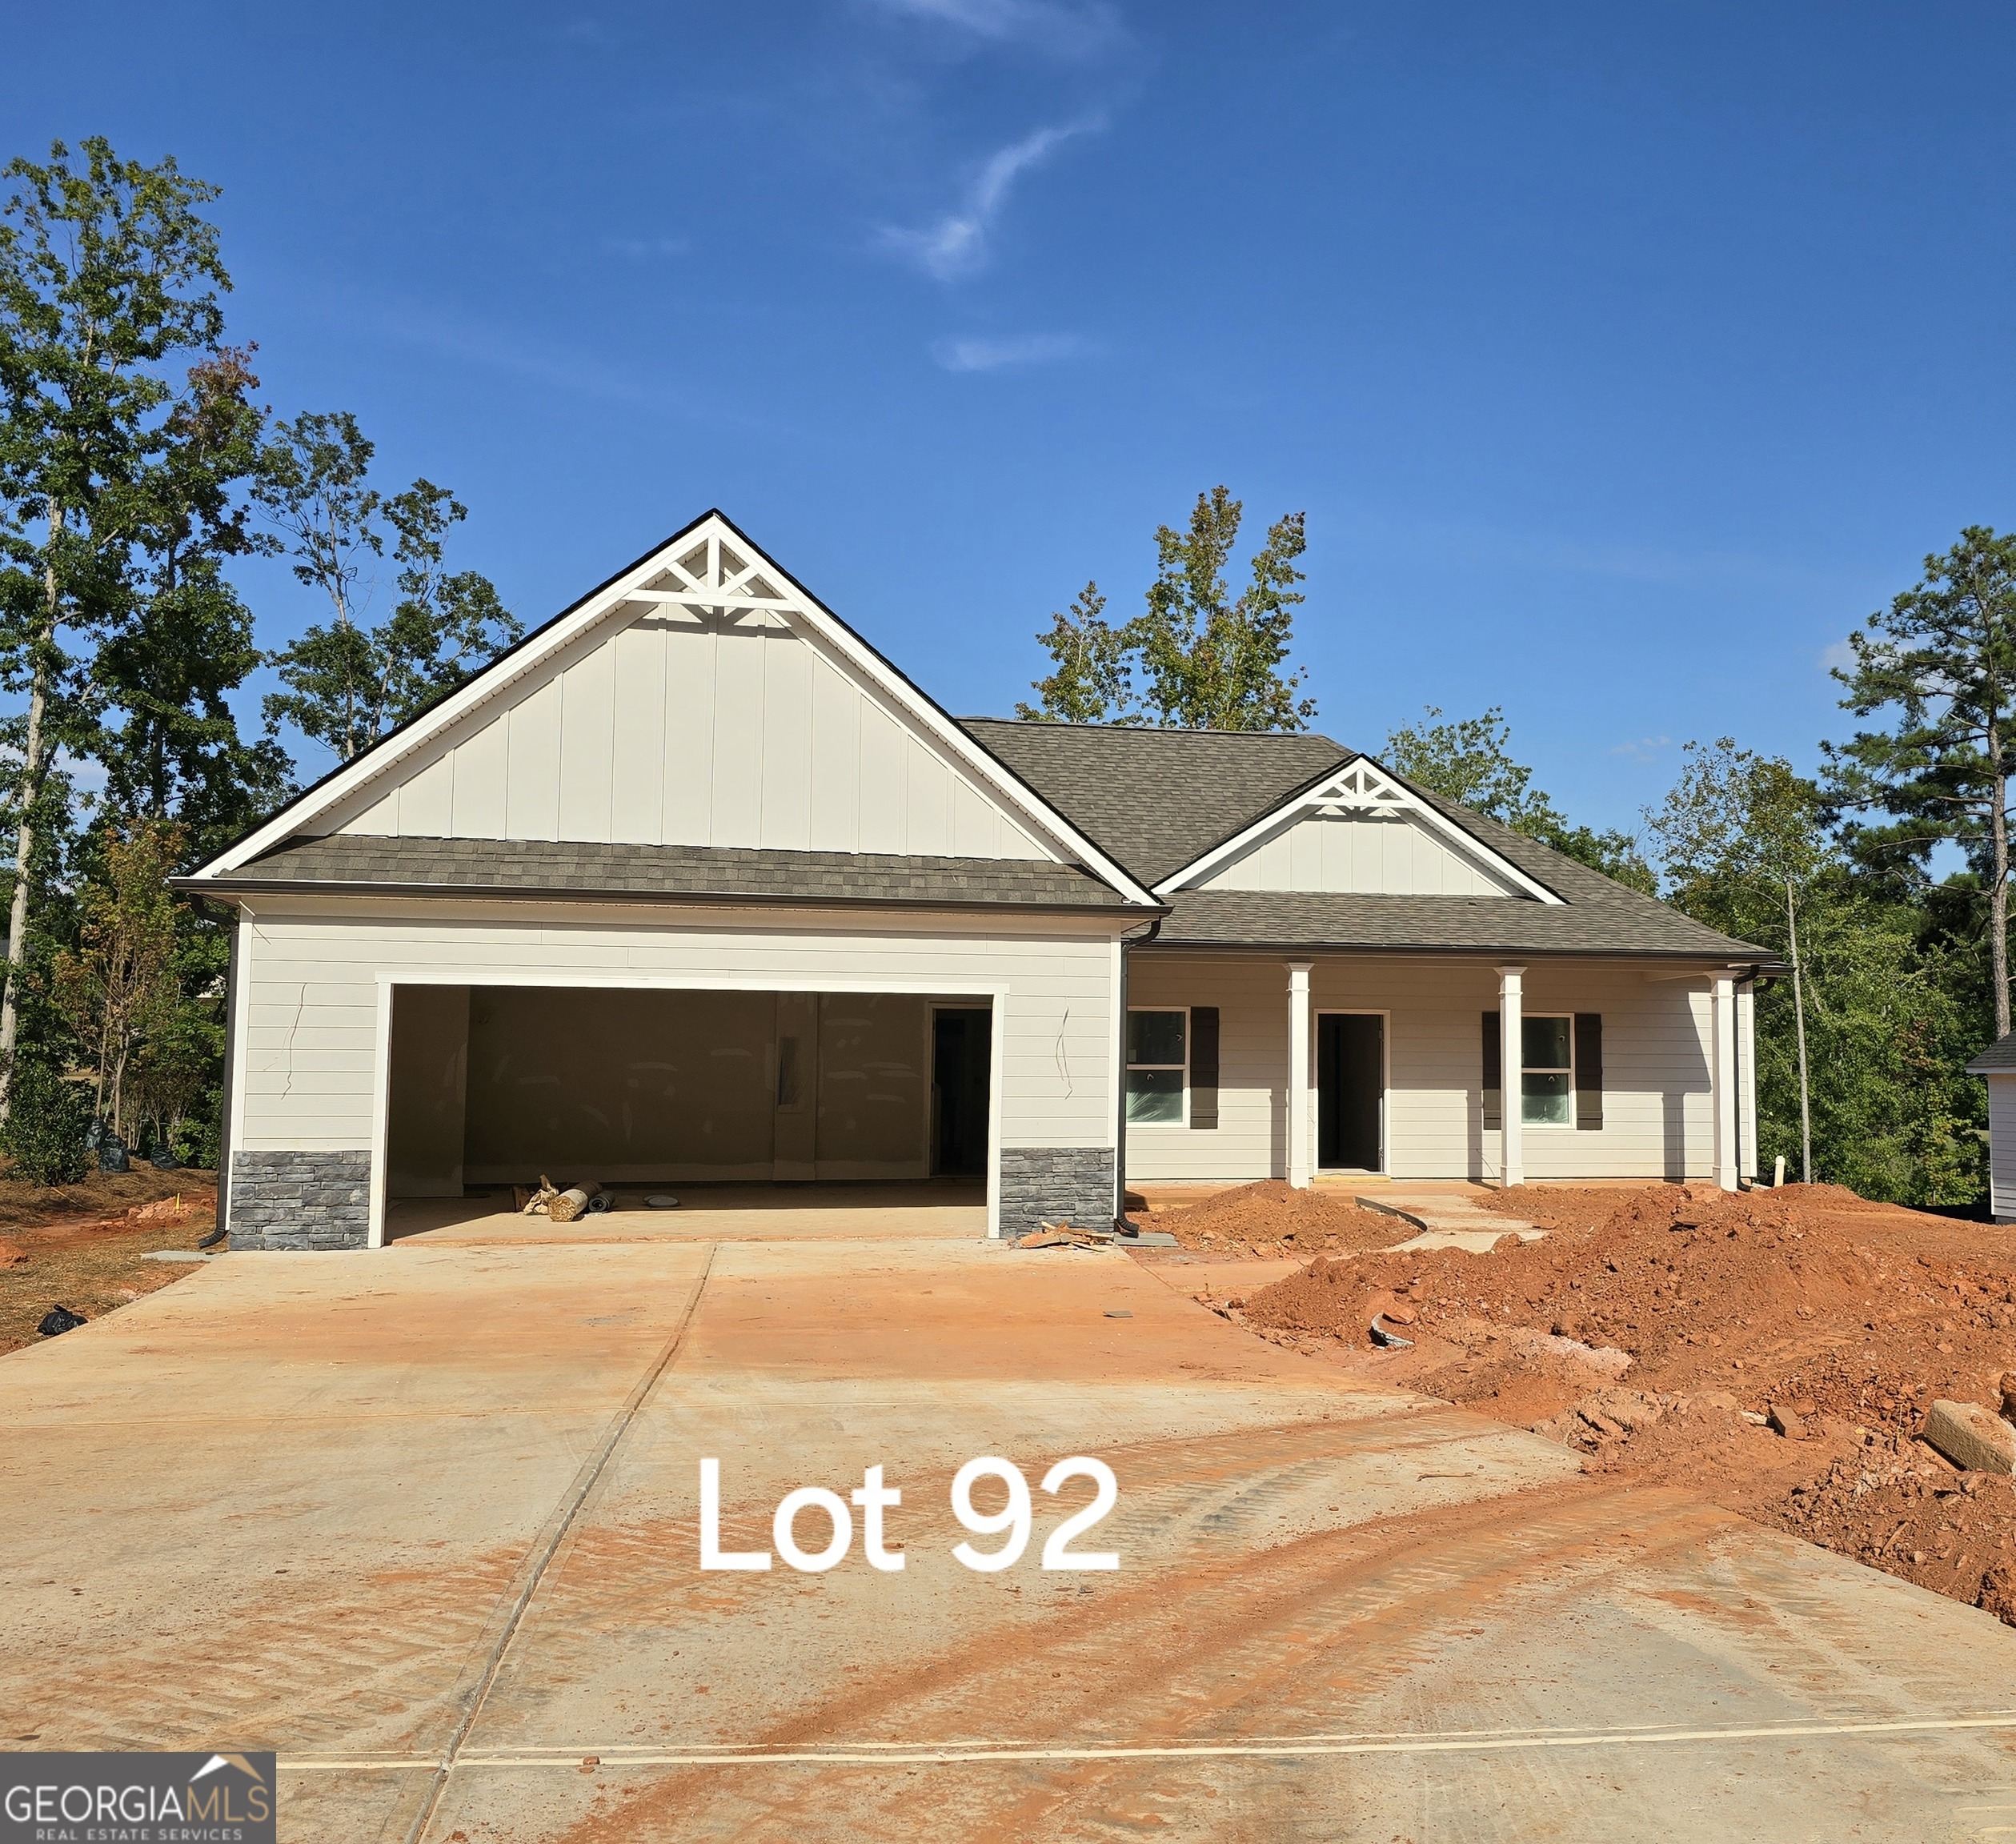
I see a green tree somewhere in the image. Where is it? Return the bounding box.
[1826,526,2016,1039]
[1383,705,1655,892]
[1644,740,1825,1178]
[1643,736,1985,1205]
[257,414,519,763]
[1132,487,1313,731]
[1022,487,1316,731]
[1016,583,1135,723]
[96,345,291,852]
[49,821,182,1137]
[0,138,228,1119]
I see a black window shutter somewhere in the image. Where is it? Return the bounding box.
[1482,1011,1501,1131]
[1574,1012,1604,1130]
[1190,1006,1219,1129]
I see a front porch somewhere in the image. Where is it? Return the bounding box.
[1121,952,1758,1193]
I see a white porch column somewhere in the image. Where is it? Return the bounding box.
[1287,961,1313,1189]
[1497,964,1525,1189]
[1710,970,1739,1192]
[1736,975,1757,1184]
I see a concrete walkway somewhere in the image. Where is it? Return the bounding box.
[1357,1181,1549,1252]
[4,1231,2014,1841]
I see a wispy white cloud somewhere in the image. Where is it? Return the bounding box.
[1609,735,1673,764]
[881,119,1097,279]
[864,0,1123,58]
[931,330,1092,371]
[1820,638,1857,674]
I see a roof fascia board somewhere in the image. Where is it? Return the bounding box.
[1152,753,1565,904]
[168,875,1156,916]
[190,510,1157,906]
[1132,938,1771,966]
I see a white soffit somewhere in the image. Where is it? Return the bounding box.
[1155,756,1566,904]
[190,513,1160,907]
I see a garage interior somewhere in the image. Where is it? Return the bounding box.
[381,984,992,1242]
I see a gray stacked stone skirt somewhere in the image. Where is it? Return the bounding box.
[997,1147,1116,1236]
[228,1150,372,1250]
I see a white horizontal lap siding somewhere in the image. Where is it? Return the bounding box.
[1122,956,1291,1181]
[1123,954,1717,1184]
[324,611,1055,862]
[234,904,1119,1155]
[1989,1076,2016,1220]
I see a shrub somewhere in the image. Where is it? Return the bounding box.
[2,1062,95,1185]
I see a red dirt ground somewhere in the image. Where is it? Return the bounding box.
[1194,1181,2016,1628]
[0,1173,218,1356]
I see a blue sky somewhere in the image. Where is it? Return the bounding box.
[10,2,2016,831]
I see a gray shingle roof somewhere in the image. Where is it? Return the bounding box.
[958,718,1770,962]
[961,718,1347,887]
[1152,891,1757,957]
[1968,1030,2016,1074]
[197,835,1136,910]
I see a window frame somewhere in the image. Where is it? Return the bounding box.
[1520,1011,1575,1128]
[1125,1006,1190,1128]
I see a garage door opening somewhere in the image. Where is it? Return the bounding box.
[380,985,992,1243]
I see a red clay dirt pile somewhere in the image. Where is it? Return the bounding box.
[1143,1180,1421,1258]
[1219,1181,2016,1628]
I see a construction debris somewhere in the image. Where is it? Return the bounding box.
[1922,1399,2016,1475]
[38,1305,85,1337]
[1016,1224,1110,1250]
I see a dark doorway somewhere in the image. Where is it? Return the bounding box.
[1317,1013,1384,1171]
[932,1008,992,1177]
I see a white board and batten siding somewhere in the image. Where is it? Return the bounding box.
[1988,1076,2016,1221]
[1124,954,1720,1184]
[1192,813,1521,897]
[323,611,1052,862]
[231,899,1121,1201]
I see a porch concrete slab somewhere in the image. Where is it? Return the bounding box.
[6,1228,2016,1842]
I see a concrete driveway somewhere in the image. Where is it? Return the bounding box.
[5,1226,2016,1842]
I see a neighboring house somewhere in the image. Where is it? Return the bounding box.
[1966,1032,2016,1221]
[177,511,1774,1250]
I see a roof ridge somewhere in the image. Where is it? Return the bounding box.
[959,716,1348,743]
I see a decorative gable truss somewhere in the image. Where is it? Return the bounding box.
[1157,756,1565,903]
[190,513,1160,906]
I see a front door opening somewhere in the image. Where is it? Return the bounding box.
[1317,1012,1384,1171]
[932,1007,992,1177]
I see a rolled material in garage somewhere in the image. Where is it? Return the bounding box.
[547,1181,603,1225]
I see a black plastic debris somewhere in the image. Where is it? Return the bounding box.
[150,1145,182,1171]
[38,1305,86,1337]
[98,1129,130,1175]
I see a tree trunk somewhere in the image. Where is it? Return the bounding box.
[1786,876,1814,1185]
[0,523,60,1124]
